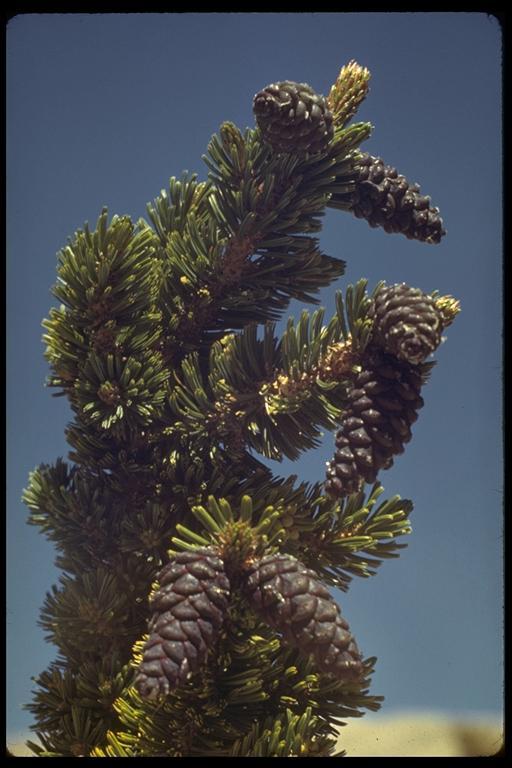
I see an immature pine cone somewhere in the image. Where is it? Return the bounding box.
[326,60,370,128]
[245,552,363,680]
[370,283,444,365]
[325,350,425,498]
[135,547,230,699]
[253,81,334,155]
[350,153,446,244]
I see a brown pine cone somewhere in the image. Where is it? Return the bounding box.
[253,80,334,155]
[135,547,230,699]
[325,349,425,498]
[245,552,363,681]
[370,283,443,365]
[350,153,446,244]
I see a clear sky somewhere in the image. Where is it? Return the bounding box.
[7,12,503,744]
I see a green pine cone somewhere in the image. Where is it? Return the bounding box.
[327,60,371,128]
[135,547,230,699]
[370,283,444,365]
[325,349,425,498]
[253,80,334,155]
[245,552,363,680]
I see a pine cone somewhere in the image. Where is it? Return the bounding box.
[245,553,363,680]
[370,283,443,365]
[253,81,334,155]
[135,547,230,699]
[350,153,446,244]
[325,350,424,498]
[327,60,370,128]
[434,294,461,328]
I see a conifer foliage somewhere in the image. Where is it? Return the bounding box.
[23,60,459,757]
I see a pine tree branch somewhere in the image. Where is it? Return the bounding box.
[167,281,374,462]
[144,120,371,365]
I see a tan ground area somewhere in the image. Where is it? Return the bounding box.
[335,712,503,757]
[7,712,503,757]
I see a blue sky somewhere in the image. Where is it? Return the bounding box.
[7,12,503,743]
